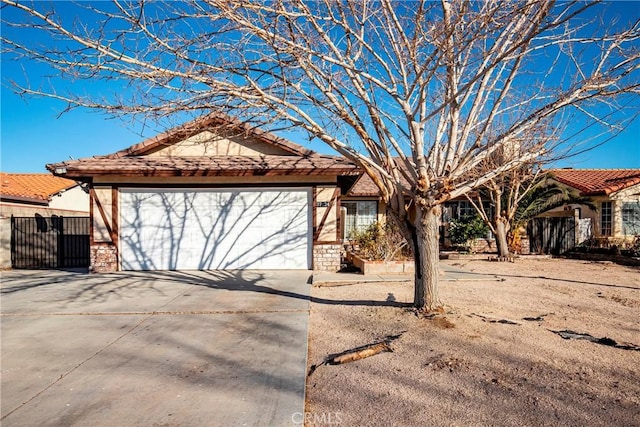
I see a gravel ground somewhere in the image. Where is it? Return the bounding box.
[304,258,640,427]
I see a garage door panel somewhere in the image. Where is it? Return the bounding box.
[120,189,310,270]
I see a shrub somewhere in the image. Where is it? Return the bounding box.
[348,221,412,261]
[448,215,489,252]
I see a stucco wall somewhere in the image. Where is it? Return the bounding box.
[145,130,291,157]
[315,186,339,242]
[92,186,114,243]
[48,185,89,212]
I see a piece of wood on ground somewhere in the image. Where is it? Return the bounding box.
[308,332,404,376]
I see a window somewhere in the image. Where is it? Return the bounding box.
[342,201,378,238]
[444,200,493,221]
[601,201,612,236]
[443,200,494,240]
[457,201,476,218]
[622,202,640,236]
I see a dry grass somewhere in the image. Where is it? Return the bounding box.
[305,258,640,427]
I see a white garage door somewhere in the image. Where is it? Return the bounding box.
[119,188,311,270]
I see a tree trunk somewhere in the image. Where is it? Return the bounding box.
[412,205,443,312]
[495,217,510,258]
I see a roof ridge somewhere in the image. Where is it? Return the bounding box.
[103,113,317,159]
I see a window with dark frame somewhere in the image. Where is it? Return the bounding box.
[621,201,640,236]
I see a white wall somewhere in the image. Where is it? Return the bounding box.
[48,185,90,212]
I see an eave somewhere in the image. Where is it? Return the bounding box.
[46,155,361,179]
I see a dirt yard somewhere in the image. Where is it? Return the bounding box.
[305,258,640,427]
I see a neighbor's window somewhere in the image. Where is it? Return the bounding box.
[621,202,640,236]
[457,200,476,218]
[601,201,612,236]
[343,201,378,238]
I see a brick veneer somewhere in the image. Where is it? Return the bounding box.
[90,242,342,272]
[90,243,118,273]
[313,243,341,271]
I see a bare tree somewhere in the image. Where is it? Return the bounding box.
[2,0,639,311]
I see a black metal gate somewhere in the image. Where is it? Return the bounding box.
[11,215,90,269]
[528,217,576,255]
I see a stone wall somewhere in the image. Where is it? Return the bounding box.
[313,243,341,272]
[469,238,496,254]
[90,243,118,273]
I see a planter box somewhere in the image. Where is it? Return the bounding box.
[346,251,414,275]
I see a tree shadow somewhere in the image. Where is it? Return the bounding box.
[0,268,409,309]
[449,268,639,291]
[119,189,311,271]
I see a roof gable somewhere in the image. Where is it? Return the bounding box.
[47,113,360,179]
[0,173,78,204]
[109,113,315,158]
[550,169,640,196]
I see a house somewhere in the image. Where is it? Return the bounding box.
[0,173,88,211]
[545,168,640,242]
[0,173,89,268]
[47,113,360,272]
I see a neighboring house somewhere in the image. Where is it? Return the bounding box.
[545,169,640,242]
[47,113,360,272]
[346,167,640,252]
[0,173,89,268]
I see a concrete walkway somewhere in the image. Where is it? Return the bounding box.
[1,269,311,427]
[312,264,503,286]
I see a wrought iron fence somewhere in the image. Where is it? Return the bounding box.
[11,215,89,269]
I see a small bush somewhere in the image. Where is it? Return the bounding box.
[348,222,412,261]
[448,215,489,252]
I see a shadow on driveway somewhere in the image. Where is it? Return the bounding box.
[1,269,315,426]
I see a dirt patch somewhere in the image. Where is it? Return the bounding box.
[305,258,640,427]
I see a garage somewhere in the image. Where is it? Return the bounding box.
[119,188,311,270]
[47,113,359,272]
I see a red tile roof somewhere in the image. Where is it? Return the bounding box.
[550,169,640,196]
[0,173,78,204]
[48,155,360,178]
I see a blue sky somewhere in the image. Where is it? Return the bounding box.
[1,1,639,173]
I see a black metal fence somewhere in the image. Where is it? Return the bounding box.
[11,215,90,269]
[528,217,576,255]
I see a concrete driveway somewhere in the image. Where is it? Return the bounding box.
[1,269,311,426]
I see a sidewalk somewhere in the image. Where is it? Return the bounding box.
[312,264,503,286]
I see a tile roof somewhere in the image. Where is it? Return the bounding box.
[550,169,640,196]
[346,161,412,197]
[347,173,381,197]
[48,155,360,178]
[0,173,79,204]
